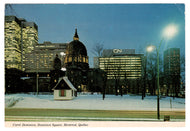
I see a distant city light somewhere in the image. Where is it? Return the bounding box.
[162,23,178,40]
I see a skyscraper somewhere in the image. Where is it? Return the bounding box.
[164,48,180,96]
[5,15,38,71]
[21,20,38,71]
[5,16,22,70]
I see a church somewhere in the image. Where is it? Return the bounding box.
[64,29,89,92]
[51,29,89,100]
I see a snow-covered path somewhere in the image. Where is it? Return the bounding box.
[5,93,185,111]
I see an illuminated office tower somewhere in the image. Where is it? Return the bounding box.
[21,20,38,71]
[95,49,143,79]
[21,21,38,53]
[5,15,38,71]
[5,16,22,70]
[94,49,144,94]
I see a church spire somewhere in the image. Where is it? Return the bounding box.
[73,28,79,40]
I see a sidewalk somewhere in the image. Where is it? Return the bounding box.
[5,108,185,122]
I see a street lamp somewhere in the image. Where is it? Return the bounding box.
[147,41,162,120]
[147,23,178,120]
[60,52,66,56]
[147,45,155,52]
[162,23,178,40]
[60,52,66,71]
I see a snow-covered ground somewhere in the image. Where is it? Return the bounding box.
[5,93,185,111]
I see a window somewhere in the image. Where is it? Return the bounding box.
[69,56,72,62]
[59,90,66,97]
[83,57,85,62]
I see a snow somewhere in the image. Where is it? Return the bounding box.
[5,93,185,111]
[5,95,24,107]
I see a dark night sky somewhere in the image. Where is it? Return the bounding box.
[4,3,185,67]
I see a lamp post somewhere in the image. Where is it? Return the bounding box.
[147,23,178,120]
[147,41,163,120]
[60,52,66,71]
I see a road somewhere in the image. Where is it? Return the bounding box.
[5,108,185,121]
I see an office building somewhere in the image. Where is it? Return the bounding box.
[95,49,143,79]
[21,42,67,92]
[95,49,144,94]
[5,16,22,70]
[164,48,180,96]
[24,41,67,73]
[5,15,38,71]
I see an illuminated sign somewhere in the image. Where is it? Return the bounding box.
[113,49,122,53]
[102,49,135,56]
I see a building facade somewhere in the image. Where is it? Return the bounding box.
[23,42,67,92]
[5,16,22,70]
[5,16,38,71]
[24,41,67,73]
[21,21,38,71]
[95,49,144,94]
[95,49,143,80]
[164,48,180,97]
[87,68,106,93]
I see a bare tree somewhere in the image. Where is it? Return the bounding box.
[101,57,112,99]
[112,62,122,96]
[92,43,104,57]
[136,44,148,99]
[92,43,106,99]
[180,54,185,97]
[180,54,185,85]
[147,52,164,96]
[142,55,147,99]
[123,72,129,95]
[147,52,157,95]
